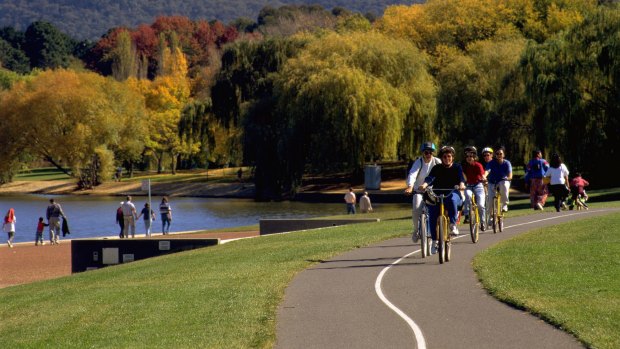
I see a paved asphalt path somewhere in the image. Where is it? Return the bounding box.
[276,208,618,349]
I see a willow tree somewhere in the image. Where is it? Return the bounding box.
[521,6,620,186]
[265,31,436,198]
[0,69,148,185]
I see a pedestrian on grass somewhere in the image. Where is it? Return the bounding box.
[137,203,156,237]
[359,192,373,213]
[46,199,65,245]
[35,217,48,246]
[344,188,356,214]
[121,196,137,238]
[3,208,16,248]
[159,196,172,234]
[116,202,124,238]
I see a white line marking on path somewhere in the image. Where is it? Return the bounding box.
[374,209,615,349]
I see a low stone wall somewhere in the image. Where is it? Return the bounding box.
[259,218,380,235]
[71,238,219,273]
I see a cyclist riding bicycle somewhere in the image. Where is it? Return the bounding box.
[405,142,442,243]
[481,147,494,170]
[462,146,488,230]
[486,146,513,212]
[418,146,465,254]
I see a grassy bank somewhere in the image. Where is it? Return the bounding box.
[0,219,410,348]
[474,213,620,349]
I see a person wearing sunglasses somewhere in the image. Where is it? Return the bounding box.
[418,146,466,254]
[405,142,442,244]
[486,146,513,212]
[461,146,487,230]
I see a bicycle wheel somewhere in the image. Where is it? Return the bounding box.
[420,214,428,258]
[445,225,451,262]
[438,216,446,264]
[498,215,503,232]
[469,204,478,243]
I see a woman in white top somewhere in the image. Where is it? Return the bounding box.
[544,153,570,212]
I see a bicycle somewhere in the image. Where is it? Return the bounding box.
[407,191,432,258]
[465,184,480,243]
[415,204,432,258]
[490,180,509,233]
[425,188,455,264]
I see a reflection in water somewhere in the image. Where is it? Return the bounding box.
[0,194,407,243]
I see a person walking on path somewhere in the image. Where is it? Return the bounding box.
[116,202,124,238]
[3,208,16,248]
[46,199,65,245]
[404,142,441,242]
[359,192,373,213]
[544,153,570,212]
[137,203,156,237]
[35,217,48,246]
[344,188,357,214]
[121,196,137,238]
[159,197,172,235]
[524,149,549,210]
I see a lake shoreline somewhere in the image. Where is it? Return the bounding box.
[0,178,409,202]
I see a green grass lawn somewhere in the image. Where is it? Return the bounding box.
[0,219,411,348]
[474,213,620,349]
[14,167,72,181]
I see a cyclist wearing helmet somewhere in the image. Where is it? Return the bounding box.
[486,146,513,212]
[481,147,494,170]
[418,146,465,254]
[462,146,487,230]
[405,142,442,243]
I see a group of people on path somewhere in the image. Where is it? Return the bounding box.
[524,150,589,212]
[400,141,588,255]
[3,198,68,248]
[3,195,175,247]
[115,196,173,238]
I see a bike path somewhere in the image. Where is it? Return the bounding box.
[275,208,618,348]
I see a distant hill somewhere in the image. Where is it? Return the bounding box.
[0,0,419,40]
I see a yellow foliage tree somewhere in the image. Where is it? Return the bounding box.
[0,69,148,184]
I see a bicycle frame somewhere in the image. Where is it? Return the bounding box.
[428,188,454,264]
[491,180,507,233]
[466,185,480,243]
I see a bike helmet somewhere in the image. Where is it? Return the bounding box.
[420,142,436,152]
[464,146,477,155]
[482,147,494,155]
[439,145,455,157]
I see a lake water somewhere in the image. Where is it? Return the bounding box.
[0,194,407,244]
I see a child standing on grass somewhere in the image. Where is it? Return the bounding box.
[3,208,16,248]
[35,217,48,246]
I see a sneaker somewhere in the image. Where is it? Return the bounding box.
[502,205,508,212]
[536,203,544,211]
[450,224,459,236]
[8,241,13,248]
[431,241,438,255]
[561,202,568,210]
[463,216,470,224]
[412,230,419,243]
[480,222,486,231]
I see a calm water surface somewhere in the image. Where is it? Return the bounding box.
[0,194,407,244]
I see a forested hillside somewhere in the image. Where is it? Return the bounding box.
[2,0,620,200]
[0,0,419,40]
